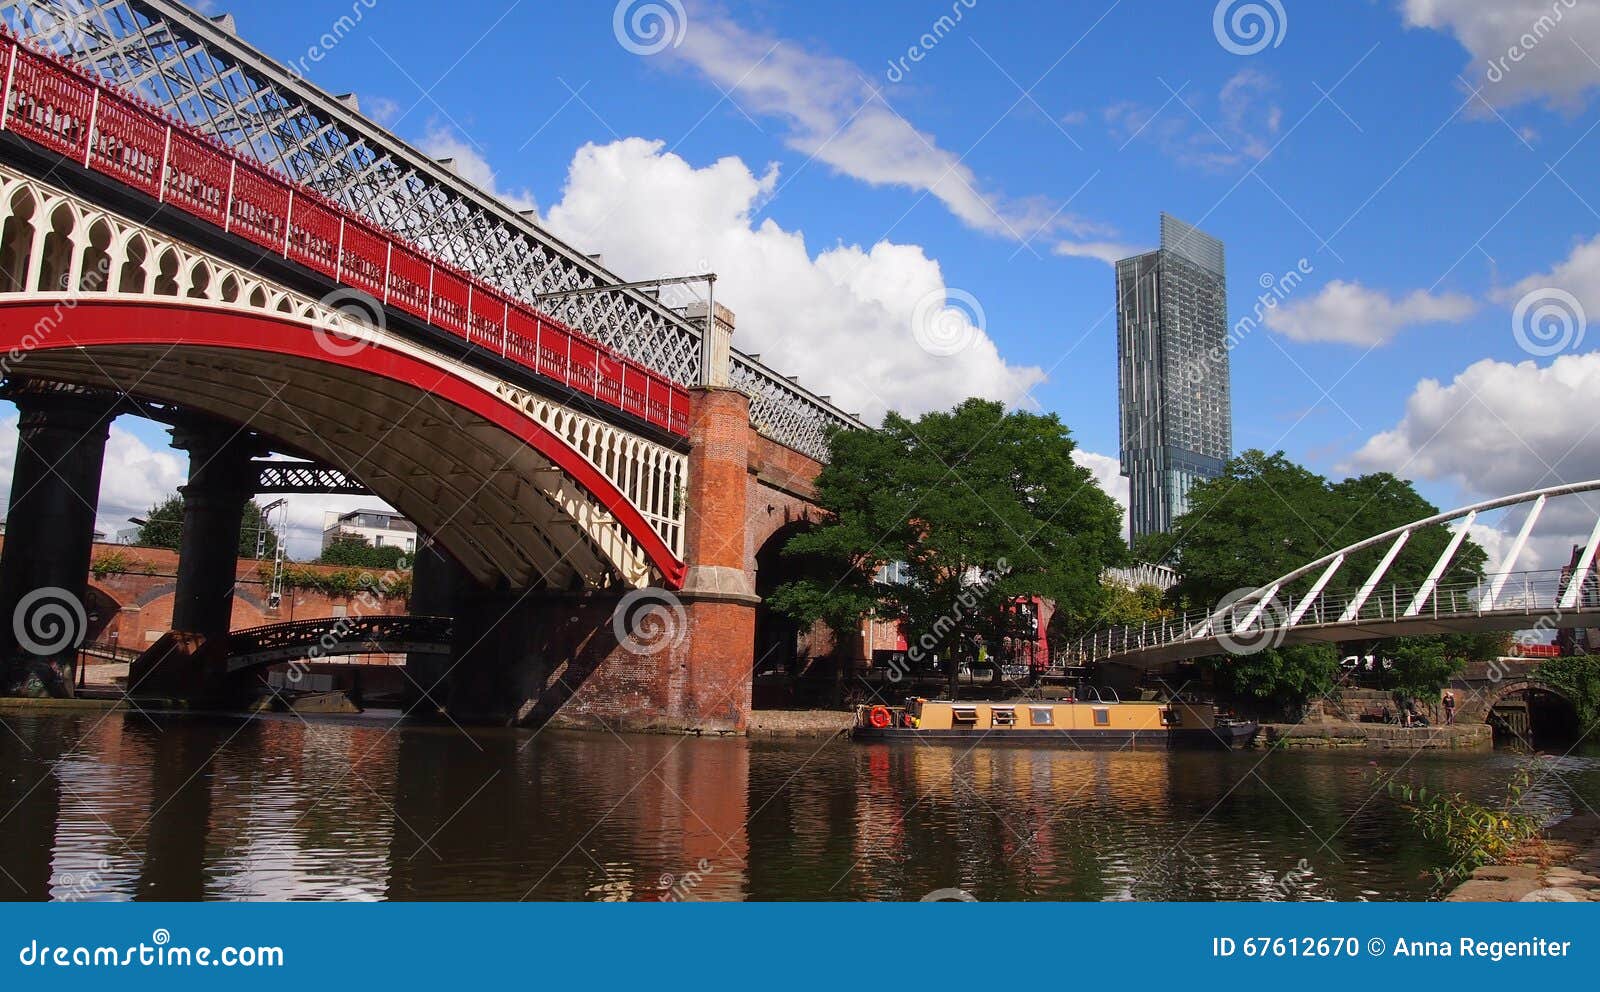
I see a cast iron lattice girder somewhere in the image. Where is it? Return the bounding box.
[0,0,861,460]
[253,460,368,496]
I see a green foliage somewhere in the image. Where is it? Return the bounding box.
[1161,451,1491,711]
[136,493,281,559]
[280,564,411,598]
[89,549,155,578]
[1050,581,1172,647]
[1378,763,1544,890]
[1366,632,1510,699]
[318,534,408,569]
[135,494,184,550]
[1200,643,1341,712]
[769,399,1126,674]
[1534,654,1600,728]
[1129,531,1180,568]
[1167,451,1486,610]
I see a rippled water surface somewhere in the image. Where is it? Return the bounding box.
[3,709,1596,901]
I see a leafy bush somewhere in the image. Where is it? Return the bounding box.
[1379,762,1544,890]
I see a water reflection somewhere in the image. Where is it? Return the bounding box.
[1,709,1595,902]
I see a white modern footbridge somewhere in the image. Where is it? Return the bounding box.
[1066,480,1600,669]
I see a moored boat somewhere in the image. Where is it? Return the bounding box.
[852,697,1257,749]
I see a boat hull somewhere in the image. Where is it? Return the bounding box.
[851,723,1258,750]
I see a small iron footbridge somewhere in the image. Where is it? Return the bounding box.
[1066,480,1600,669]
[221,615,452,674]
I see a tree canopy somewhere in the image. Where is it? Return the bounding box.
[1165,450,1486,611]
[768,399,1126,688]
[1145,450,1495,708]
[318,533,408,569]
[135,493,281,559]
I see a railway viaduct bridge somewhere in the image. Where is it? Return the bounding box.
[0,0,860,731]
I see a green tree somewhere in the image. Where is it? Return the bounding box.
[1167,451,1337,609]
[1050,581,1173,649]
[1161,451,1490,712]
[1535,654,1600,728]
[1203,643,1341,715]
[1166,452,1486,611]
[768,399,1126,697]
[318,534,407,569]
[135,493,281,559]
[1358,632,1511,700]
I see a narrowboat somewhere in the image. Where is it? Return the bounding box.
[852,697,1258,749]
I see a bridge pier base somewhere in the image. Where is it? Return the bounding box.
[0,387,112,698]
[403,537,469,715]
[127,424,262,702]
[536,385,758,734]
[434,385,759,732]
[169,424,262,639]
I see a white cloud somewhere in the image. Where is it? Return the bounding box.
[1073,448,1129,539]
[364,95,401,127]
[1264,280,1477,346]
[0,414,396,560]
[543,138,1045,420]
[419,125,538,214]
[1104,70,1283,172]
[1497,230,1600,312]
[668,10,1118,261]
[1350,352,1600,570]
[0,414,184,542]
[1054,239,1146,265]
[1402,0,1600,110]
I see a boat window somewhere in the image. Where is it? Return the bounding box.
[1092,707,1110,727]
[951,706,978,725]
[1028,707,1054,726]
[991,707,1016,727]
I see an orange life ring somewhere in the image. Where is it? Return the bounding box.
[868,705,892,729]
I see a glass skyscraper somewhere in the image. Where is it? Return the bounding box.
[1116,214,1232,544]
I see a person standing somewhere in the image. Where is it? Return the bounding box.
[1442,688,1456,725]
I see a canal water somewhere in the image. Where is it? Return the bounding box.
[2,709,1596,901]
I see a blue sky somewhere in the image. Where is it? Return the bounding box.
[8,0,1600,561]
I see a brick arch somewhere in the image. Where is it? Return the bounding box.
[82,582,123,645]
[1456,679,1577,723]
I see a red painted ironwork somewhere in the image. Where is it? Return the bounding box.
[0,300,688,587]
[0,31,688,437]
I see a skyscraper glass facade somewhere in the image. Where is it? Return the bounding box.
[1116,214,1232,544]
